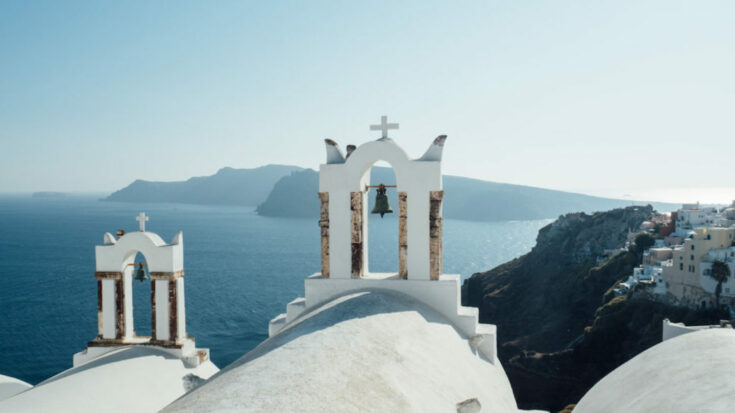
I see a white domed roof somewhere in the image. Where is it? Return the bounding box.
[0,375,32,402]
[0,346,218,413]
[575,329,735,413]
[162,291,518,413]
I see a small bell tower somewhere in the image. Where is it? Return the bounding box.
[74,213,210,368]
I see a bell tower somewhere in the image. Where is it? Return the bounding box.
[73,213,210,368]
[270,116,499,365]
[317,116,446,280]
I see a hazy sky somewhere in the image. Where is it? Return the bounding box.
[1,1,733,203]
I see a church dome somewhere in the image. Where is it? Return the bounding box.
[0,346,218,412]
[162,291,518,413]
[574,328,735,413]
[0,375,32,402]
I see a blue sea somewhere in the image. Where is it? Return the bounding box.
[0,195,550,384]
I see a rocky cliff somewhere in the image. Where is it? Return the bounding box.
[462,206,726,411]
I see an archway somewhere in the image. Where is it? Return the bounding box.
[319,136,444,280]
[366,162,399,275]
[124,252,152,338]
[94,227,186,345]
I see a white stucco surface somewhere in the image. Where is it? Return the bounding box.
[102,278,116,338]
[95,230,183,273]
[163,291,518,413]
[0,375,32,402]
[575,328,735,413]
[0,346,218,413]
[269,273,498,362]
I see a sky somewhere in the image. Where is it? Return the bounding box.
[1,1,733,203]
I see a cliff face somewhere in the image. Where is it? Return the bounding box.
[255,169,320,217]
[462,206,654,353]
[461,205,727,411]
[105,165,302,206]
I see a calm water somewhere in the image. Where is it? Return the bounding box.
[0,195,550,384]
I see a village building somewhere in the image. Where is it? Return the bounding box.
[661,227,735,308]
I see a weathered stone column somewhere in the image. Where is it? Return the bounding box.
[93,271,124,342]
[398,192,408,279]
[429,190,444,280]
[115,276,125,338]
[151,270,185,345]
[319,192,330,278]
[96,279,103,338]
[350,191,363,278]
[168,279,178,342]
[150,279,157,340]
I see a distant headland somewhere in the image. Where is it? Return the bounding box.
[104,164,680,221]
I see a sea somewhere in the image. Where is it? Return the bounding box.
[0,195,551,384]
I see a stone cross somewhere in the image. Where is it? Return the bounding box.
[369,115,399,139]
[136,212,149,232]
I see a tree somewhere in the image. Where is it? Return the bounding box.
[633,233,655,256]
[711,260,731,309]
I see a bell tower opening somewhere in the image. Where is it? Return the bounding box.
[367,162,398,274]
[130,252,152,337]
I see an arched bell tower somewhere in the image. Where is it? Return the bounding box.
[318,117,446,280]
[270,116,499,364]
[76,213,210,368]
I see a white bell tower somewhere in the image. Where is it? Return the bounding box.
[73,213,210,368]
[269,117,500,364]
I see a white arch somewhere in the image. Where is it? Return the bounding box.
[94,230,185,342]
[319,137,442,280]
[343,139,412,192]
[95,231,183,273]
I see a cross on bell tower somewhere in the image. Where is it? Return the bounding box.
[369,115,399,139]
[136,212,149,232]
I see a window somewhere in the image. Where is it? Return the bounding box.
[680,263,684,270]
[691,245,695,250]
[691,255,695,261]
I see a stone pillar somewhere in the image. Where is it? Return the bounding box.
[350,191,363,278]
[94,271,124,341]
[151,270,185,345]
[319,192,330,278]
[96,279,103,338]
[398,192,408,279]
[169,279,178,342]
[429,190,444,280]
[115,277,125,338]
[151,279,157,340]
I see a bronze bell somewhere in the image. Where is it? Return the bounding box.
[134,263,148,282]
[370,184,393,218]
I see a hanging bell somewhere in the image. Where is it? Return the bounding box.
[134,263,148,282]
[370,184,393,218]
